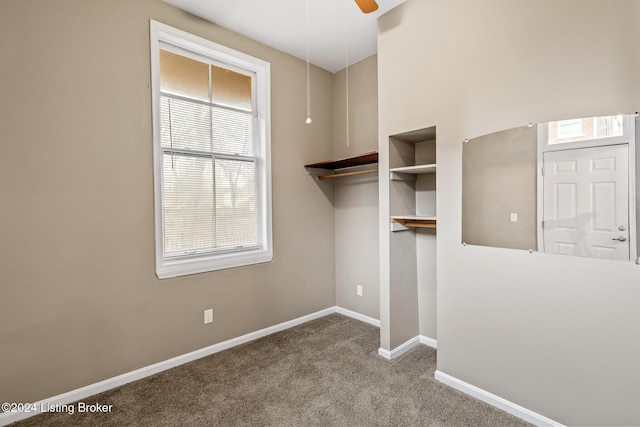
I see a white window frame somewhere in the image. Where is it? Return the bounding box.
[150,20,272,279]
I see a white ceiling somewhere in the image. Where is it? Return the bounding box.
[163,0,406,73]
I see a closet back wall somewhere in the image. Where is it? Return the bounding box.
[333,55,380,321]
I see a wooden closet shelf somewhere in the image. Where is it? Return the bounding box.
[304,151,378,170]
[391,216,437,229]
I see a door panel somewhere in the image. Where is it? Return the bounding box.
[543,144,629,260]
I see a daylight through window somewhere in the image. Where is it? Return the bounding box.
[150,21,272,279]
[548,115,624,145]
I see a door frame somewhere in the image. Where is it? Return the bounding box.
[536,115,636,261]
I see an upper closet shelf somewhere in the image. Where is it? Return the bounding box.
[389,163,436,180]
[305,151,378,180]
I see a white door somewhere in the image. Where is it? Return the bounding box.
[542,144,629,260]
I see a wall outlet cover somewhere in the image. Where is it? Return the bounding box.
[204,309,213,324]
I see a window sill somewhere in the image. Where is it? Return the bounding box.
[156,248,273,279]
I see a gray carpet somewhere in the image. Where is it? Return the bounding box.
[14,314,531,426]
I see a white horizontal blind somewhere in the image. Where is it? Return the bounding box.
[214,158,257,248]
[212,106,254,156]
[163,152,214,255]
[161,97,210,152]
[159,47,259,260]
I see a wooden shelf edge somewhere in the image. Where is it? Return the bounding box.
[304,151,378,170]
[317,169,378,180]
[391,217,437,229]
[400,221,437,228]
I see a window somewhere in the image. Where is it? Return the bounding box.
[555,118,584,140]
[547,115,624,145]
[150,21,272,279]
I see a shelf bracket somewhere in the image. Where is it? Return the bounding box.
[305,167,333,177]
[390,220,411,232]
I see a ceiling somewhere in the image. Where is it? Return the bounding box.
[163,0,406,73]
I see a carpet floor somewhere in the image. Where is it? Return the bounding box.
[14,314,531,426]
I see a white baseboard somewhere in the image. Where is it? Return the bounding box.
[0,306,338,426]
[377,348,392,359]
[419,335,437,349]
[378,336,421,359]
[434,370,564,427]
[378,334,438,359]
[335,306,380,327]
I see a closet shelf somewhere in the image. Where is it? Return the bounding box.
[389,163,436,180]
[389,164,436,174]
[390,215,437,231]
[305,151,378,179]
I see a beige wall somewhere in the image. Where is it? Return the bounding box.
[379,0,640,425]
[333,55,380,320]
[462,126,537,250]
[334,175,379,319]
[0,0,336,404]
[333,55,379,159]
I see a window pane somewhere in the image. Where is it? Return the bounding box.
[211,64,252,110]
[215,159,257,248]
[556,119,583,139]
[163,153,214,255]
[548,115,624,145]
[594,115,624,138]
[212,107,254,156]
[160,49,209,101]
[161,97,211,152]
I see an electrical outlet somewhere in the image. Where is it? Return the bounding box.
[204,308,213,324]
[510,213,518,222]
[356,285,363,296]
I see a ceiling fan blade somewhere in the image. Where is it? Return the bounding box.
[354,0,379,13]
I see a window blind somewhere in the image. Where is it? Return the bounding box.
[159,48,259,259]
